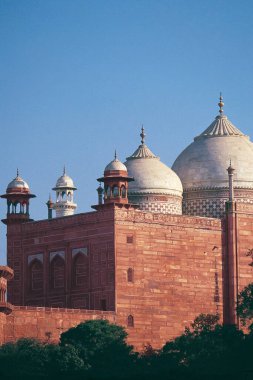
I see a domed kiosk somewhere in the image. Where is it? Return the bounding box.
[1,170,36,224]
[125,127,183,214]
[52,167,77,217]
[96,152,134,206]
[172,96,253,218]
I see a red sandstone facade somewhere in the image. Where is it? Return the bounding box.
[0,197,252,350]
[7,210,115,310]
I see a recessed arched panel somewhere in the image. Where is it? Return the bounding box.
[50,255,65,289]
[73,252,89,288]
[29,259,43,291]
[112,186,119,197]
[121,185,126,198]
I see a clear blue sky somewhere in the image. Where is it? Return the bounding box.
[1,0,253,263]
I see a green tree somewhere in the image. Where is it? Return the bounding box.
[0,338,48,379]
[237,283,253,326]
[161,314,245,380]
[0,338,85,380]
[60,319,135,379]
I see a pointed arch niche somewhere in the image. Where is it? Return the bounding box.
[50,251,65,289]
[28,254,43,292]
[72,248,89,288]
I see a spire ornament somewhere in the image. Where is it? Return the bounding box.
[140,126,146,144]
[16,168,19,177]
[114,150,117,160]
[227,160,235,202]
[63,165,66,175]
[218,92,224,115]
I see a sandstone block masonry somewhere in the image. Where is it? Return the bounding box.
[0,203,253,350]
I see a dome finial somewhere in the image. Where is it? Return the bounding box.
[63,165,66,175]
[218,92,224,115]
[16,168,19,177]
[114,150,117,160]
[140,125,146,144]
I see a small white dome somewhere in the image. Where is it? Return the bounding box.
[54,168,77,190]
[104,157,127,172]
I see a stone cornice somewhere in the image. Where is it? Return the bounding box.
[16,209,115,234]
[114,208,221,229]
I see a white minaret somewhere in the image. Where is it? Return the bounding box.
[52,167,77,217]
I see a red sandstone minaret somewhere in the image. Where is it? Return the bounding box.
[1,170,36,225]
[92,151,135,209]
[225,161,238,326]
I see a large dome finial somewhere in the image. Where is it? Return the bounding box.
[218,92,224,115]
[140,125,146,144]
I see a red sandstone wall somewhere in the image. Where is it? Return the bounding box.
[114,208,223,349]
[0,313,6,345]
[0,306,145,350]
[233,203,253,298]
[3,307,116,344]
[7,210,115,310]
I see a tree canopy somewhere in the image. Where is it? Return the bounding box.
[237,283,253,326]
[2,284,253,379]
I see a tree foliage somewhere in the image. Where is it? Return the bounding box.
[60,319,135,379]
[2,295,253,380]
[0,338,84,379]
[237,283,253,326]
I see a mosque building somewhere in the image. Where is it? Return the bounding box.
[0,96,253,349]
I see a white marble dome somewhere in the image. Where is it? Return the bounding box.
[172,115,253,190]
[172,98,253,218]
[54,168,77,190]
[126,144,183,196]
[105,157,127,172]
[124,129,183,214]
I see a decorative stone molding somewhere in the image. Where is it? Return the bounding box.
[20,209,115,233]
[128,194,182,215]
[183,188,253,218]
[114,208,221,229]
[235,203,253,213]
